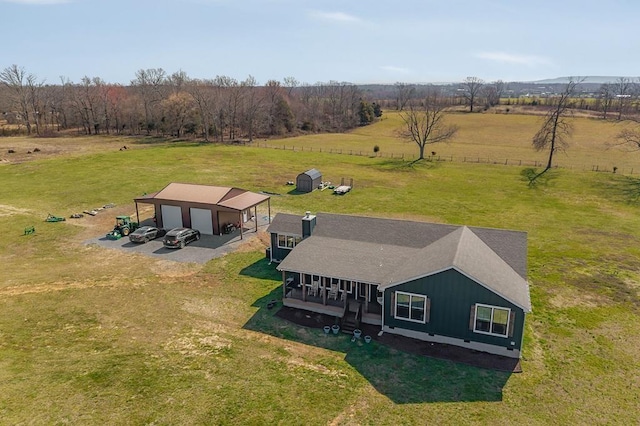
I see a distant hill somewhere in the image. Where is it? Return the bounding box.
[532,76,635,84]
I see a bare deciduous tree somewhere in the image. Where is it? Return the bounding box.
[0,65,40,134]
[598,83,615,120]
[462,76,484,112]
[161,92,195,138]
[394,82,414,111]
[483,80,505,107]
[613,128,640,151]
[131,68,167,134]
[528,78,582,184]
[185,78,218,142]
[614,77,633,120]
[400,90,458,160]
[283,76,298,98]
[240,75,263,142]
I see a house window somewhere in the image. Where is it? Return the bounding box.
[395,291,426,323]
[474,304,510,337]
[277,234,301,249]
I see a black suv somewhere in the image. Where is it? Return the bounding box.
[163,227,200,249]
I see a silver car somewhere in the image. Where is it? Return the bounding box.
[129,226,166,243]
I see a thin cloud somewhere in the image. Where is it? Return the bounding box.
[1,0,71,3]
[380,65,411,74]
[309,10,362,23]
[475,51,552,66]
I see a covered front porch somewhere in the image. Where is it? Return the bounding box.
[280,271,382,326]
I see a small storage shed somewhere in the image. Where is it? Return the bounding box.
[296,169,322,193]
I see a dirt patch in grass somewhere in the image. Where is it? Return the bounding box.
[234,231,270,253]
[0,204,34,217]
[568,270,640,309]
[548,286,609,309]
[0,136,140,164]
[275,306,522,373]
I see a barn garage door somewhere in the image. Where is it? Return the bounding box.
[161,205,183,230]
[190,207,213,235]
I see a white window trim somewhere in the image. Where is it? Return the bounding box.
[277,233,301,249]
[473,303,510,338]
[394,291,427,324]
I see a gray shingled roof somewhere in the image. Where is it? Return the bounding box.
[274,212,531,312]
[300,169,322,180]
[266,213,304,235]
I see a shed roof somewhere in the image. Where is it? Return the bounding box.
[134,183,270,211]
[274,212,530,311]
[299,168,322,180]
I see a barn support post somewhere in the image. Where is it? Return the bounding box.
[238,211,243,240]
[253,205,258,233]
[135,202,140,224]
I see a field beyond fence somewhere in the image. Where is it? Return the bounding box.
[246,141,636,175]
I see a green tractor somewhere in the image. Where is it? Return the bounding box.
[106,215,139,240]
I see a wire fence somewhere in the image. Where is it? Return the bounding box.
[243,142,637,176]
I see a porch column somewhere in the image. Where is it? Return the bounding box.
[343,281,348,308]
[281,271,286,298]
[238,211,243,240]
[322,277,327,305]
[365,284,370,313]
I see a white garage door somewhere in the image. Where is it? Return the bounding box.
[161,205,183,230]
[190,207,213,235]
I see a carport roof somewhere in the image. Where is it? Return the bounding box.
[218,191,270,210]
[134,183,270,211]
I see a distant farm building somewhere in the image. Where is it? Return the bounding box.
[296,169,322,193]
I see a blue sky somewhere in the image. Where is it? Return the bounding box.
[1,0,638,85]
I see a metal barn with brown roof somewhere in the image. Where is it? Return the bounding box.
[134,183,271,238]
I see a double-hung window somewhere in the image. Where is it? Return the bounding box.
[474,304,510,337]
[395,291,427,323]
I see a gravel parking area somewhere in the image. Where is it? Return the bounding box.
[85,229,262,264]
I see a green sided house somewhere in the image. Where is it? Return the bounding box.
[267,212,531,359]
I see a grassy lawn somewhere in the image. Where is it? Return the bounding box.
[0,116,639,424]
[261,111,638,174]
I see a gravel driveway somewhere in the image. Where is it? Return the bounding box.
[85,230,261,264]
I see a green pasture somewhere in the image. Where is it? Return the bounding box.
[0,117,640,424]
[261,111,638,174]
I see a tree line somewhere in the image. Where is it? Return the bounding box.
[0,65,382,139]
